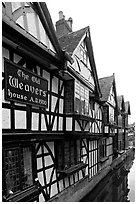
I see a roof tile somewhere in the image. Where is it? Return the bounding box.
[58,26,89,55]
[99,75,114,101]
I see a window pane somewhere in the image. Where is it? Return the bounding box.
[70,141,75,166]
[5,149,20,195]
[65,80,74,113]
[21,147,33,189]
[4,146,33,196]
[64,141,70,168]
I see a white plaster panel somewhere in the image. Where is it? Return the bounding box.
[37,158,43,170]
[31,112,39,130]
[27,13,37,38]
[59,99,64,114]
[82,156,87,164]
[46,114,49,125]
[39,193,45,202]
[92,123,94,132]
[85,122,90,131]
[45,167,54,184]
[38,16,47,45]
[38,171,44,186]
[59,179,64,191]
[51,96,57,112]
[41,114,47,131]
[13,53,22,64]
[11,2,22,12]
[58,117,63,130]
[85,166,88,176]
[70,175,74,185]
[52,116,57,131]
[105,126,109,133]
[94,123,98,133]
[42,145,48,154]
[89,141,92,151]
[36,144,42,155]
[64,177,69,188]
[15,110,26,129]
[16,16,24,29]
[91,152,93,166]
[2,108,10,129]
[79,170,83,180]
[52,77,58,94]
[75,120,81,131]
[60,81,64,96]
[46,142,54,155]
[66,117,72,131]
[2,89,8,103]
[44,155,53,166]
[75,173,78,182]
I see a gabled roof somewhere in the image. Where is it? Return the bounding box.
[99,75,114,102]
[33,2,65,60]
[58,26,101,97]
[125,101,131,115]
[58,26,89,55]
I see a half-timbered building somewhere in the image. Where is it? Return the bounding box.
[117,95,126,154]
[117,96,131,153]
[2,2,74,201]
[2,2,133,202]
[56,11,103,182]
[124,101,131,149]
[99,74,118,162]
[2,2,103,201]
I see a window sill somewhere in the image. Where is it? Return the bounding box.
[57,163,87,176]
[100,156,109,163]
[3,182,42,202]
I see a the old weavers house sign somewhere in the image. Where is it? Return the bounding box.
[4,59,48,108]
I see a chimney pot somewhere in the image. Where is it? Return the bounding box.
[59,11,63,20]
[67,17,73,29]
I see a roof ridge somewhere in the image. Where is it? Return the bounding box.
[99,75,113,80]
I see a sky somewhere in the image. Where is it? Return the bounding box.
[46,0,136,123]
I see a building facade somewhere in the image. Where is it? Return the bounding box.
[2,2,132,202]
[117,96,131,154]
[99,74,118,161]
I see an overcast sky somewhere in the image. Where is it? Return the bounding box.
[46,0,136,123]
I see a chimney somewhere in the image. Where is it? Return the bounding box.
[55,11,73,38]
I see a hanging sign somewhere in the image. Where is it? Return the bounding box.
[4,59,48,108]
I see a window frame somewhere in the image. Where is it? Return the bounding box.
[103,105,109,124]
[74,80,89,115]
[80,41,88,65]
[55,140,81,171]
[3,144,36,198]
[99,139,107,159]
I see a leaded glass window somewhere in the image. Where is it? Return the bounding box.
[4,146,33,196]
